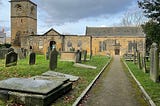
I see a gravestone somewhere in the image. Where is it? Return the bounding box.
[29,52,36,65]
[0,48,14,59]
[75,50,81,63]
[0,48,9,59]
[5,51,18,67]
[18,48,26,59]
[150,43,159,82]
[8,48,14,52]
[137,51,142,69]
[49,49,58,70]
[83,50,87,62]
[133,50,136,64]
[142,57,147,73]
[46,47,51,60]
[23,49,27,58]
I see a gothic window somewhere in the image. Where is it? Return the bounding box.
[39,40,43,49]
[133,41,137,50]
[77,40,82,47]
[15,4,22,11]
[128,41,133,53]
[30,6,35,15]
[14,4,23,15]
[99,41,104,52]
[13,31,21,46]
[103,42,107,51]
[67,41,72,47]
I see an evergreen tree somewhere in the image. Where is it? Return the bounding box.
[138,0,160,50]
[138,0,160,23]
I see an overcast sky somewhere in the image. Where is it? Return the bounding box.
[0,0,142,36]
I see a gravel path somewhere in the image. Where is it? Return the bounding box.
[82,55,148,106]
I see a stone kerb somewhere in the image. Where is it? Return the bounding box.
[150,43,159,82]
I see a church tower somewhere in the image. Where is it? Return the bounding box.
[10,0,37,47]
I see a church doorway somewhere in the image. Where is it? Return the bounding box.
[49,41,56,50]
[115,49,120,55]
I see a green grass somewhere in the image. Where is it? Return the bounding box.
[0,55,110,106]
[125,61,160,106]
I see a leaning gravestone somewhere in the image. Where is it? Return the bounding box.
[150,43,159,82]
[29,52,36,65]
[75,50,81,63]
[49,49,58,70]
[5,51,18,67]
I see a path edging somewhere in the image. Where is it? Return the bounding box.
[122,60,156,106]
[72,57,112,106]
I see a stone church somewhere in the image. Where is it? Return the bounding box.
[10,0,145,56]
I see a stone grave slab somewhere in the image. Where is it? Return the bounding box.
[31,75,69,83]
[42,71,79,82]
[0,78,63,95]
[0,78,72,106]
[73,63,97,69]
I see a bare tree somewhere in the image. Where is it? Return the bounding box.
[119,8,147,27]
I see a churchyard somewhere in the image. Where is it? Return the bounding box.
[123,42,160,106]
[0,50,109,106]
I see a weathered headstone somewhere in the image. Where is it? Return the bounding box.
[5,51,18,67]
[150,43,159,82]
[137,51,142,69]
[83,50,87,62]
[49,49,58,70]
[133,50,136,64]
[46,47,51,60]
[18,48,26,59]
[142,56,147,73]
[0,48,14,59]
[23,49,27,58]
[29,52,36,65]
[75,50,81,63]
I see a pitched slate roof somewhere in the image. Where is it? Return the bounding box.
[86,26,145,37]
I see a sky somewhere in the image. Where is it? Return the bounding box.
[0,0,143,36]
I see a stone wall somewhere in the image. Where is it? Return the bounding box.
[92,36,145,56]
[64,35,91,54]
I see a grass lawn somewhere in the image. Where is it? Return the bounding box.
[0,55,110,106]
[125,61,160,106]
